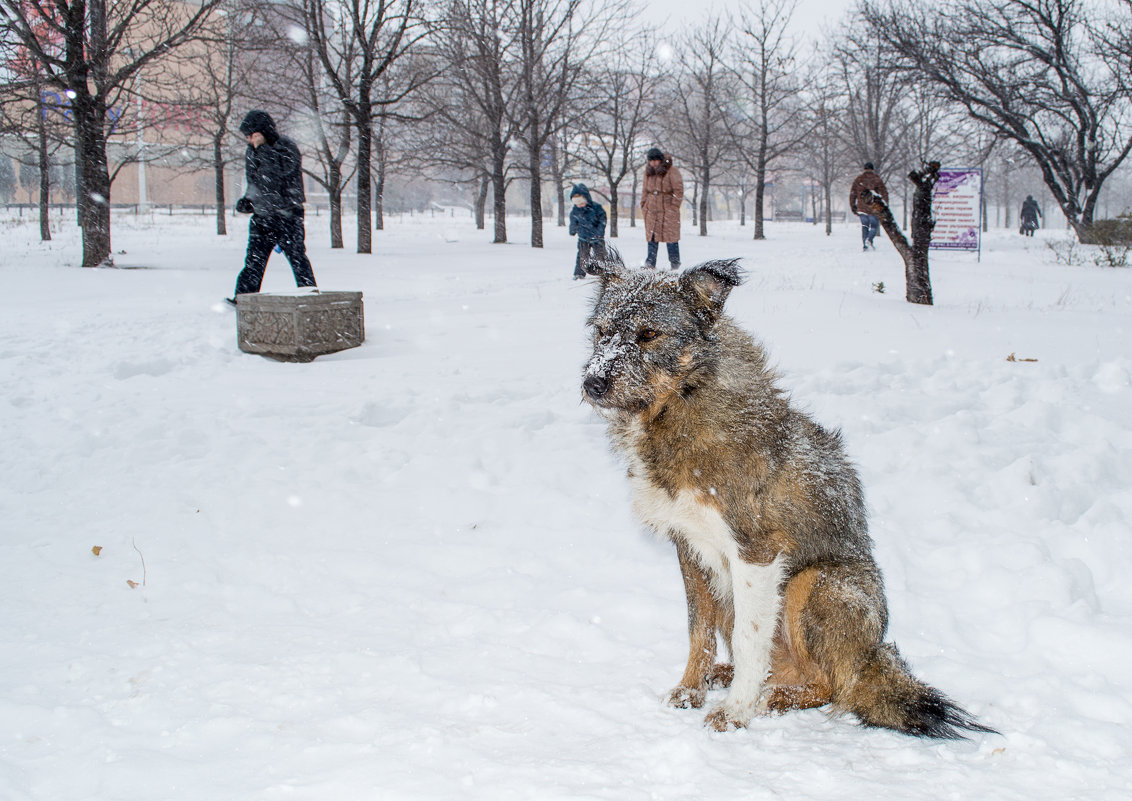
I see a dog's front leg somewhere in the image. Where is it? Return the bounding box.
[668,540,721,709]
[705,554,784,731]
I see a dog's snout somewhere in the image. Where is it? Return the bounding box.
[584,374,610,398]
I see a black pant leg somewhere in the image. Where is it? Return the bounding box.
[591,239,607,266]
[645,239,659,268]
[235,215,277,295]
[277,214,317,288]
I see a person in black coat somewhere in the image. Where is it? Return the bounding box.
[229,110,317,302]
[1020,195,1042,236]
[568,183,607,279]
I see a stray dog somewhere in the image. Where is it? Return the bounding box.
[581,255,993,739]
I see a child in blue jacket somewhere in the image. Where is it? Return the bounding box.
[569,184,607,279]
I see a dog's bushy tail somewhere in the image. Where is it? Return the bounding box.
[840,643,996,740]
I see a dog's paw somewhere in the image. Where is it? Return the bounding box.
[704,697,759,731]
[667,684,707,709]
[707,663,734,689]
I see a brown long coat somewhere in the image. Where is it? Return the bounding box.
[848,169,889,214]
[641,157,684,243]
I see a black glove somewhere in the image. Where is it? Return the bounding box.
[236,197,254,214]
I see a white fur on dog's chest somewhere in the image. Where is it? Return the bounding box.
[621,424,738,596]
[630,471,735,589]
[617,415,785,725]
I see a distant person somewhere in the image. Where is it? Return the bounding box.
[1020,195,1042,236]
[641,147,683,269]
[568,183,607,280]
[849,162,889,251]
[228,110,317,305]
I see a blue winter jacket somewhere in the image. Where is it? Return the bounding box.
[569,184,607,242]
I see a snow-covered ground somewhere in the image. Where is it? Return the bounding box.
[2,207,1130,800]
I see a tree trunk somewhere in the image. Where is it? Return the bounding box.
[374,116,386,231]
[74,0,112,267]
[753,167,766,240]
[699,172,709,237]
[73,96,113,267]
[824,181,832,236]
[355,95,373,254]
[213,135,227,236]
[528,139,543,248]
[609,183,619,238]
[491,146,507,243]
[861,161,938,305]
[550,138,566,228]
[374,160,385,232]
[475,175,488,230]
[328,159,343,249]
[73,148,83,226]
[630,171,638,228]
[36,86,51,242]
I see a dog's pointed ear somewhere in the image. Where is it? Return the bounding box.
[679,259,743,324]
[585,246,626,286]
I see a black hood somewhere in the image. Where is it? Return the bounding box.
[239,110,280,145]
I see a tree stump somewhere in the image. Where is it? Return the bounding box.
[860,161,940,306]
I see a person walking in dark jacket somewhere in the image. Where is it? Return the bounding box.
[568,183,607,279]
[849,162,888,251]
[229,110,317,303]
[1020,195,1041,236]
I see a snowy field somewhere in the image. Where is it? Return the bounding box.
[2,207,1131,800]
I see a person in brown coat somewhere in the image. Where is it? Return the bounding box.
[849,162,888,251]
[641,147,684,269]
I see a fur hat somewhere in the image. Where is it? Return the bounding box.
[864,161,875,171]
[646,147,664,162]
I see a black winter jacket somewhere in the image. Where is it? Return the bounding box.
[239,111,306,218]
[568,184,606,242]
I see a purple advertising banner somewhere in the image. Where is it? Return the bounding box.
[931,168,982,252]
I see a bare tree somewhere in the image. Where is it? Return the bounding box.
[574,40,662,238]
[802,53,852,235]
[299,39,356,249]
[516,0,619,248]
[728,0,810,239]
[0,0,222,266]
[862,0,1132,240]
[668,17,733,236]
[304,0,432,254]
[0,44,69,241]
[834,16,910,181]
[185,0,280,237]
[859,159,938,305]
[436,0,524,243]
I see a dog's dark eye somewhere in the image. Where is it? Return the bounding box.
[637,328,660,343]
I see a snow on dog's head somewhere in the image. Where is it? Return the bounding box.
[582,256,743,414]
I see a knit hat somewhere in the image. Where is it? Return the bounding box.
[646,147,664,161]
[864,161,875,170]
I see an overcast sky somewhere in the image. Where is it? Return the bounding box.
[641,0,857,43]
